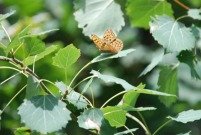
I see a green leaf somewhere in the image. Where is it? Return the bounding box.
[20,29,59,38]
[91,49,135,63]
[74,0,125,37]
[19,25,32,38]
[177,50,201,79]
[90,70,136,90]
[23,45,58,66]
[167,109,201,123]
[126,0,173,29]
[150,15,195,52]
[121,90,139,107]
[100,119,117,135]
[77,108,103,130]
[14,127,31,135]
[81,77,93,95]
[52,44,80,68]
[188,9,201,20]
[67,90,88,109]
[114,128,138,135]
[140,50,164,76]
[6,35,21,54]
[18,95,71,134]
[26,75,40,99]
[0,45,6,56]
[0,10,16,22]
[101,106,126,128]
[158,66,178,107]
[24,37,45,56]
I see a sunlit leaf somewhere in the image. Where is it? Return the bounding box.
[24,37,45,56]
[0,10,16,22]
[6,35,21,54]
[139,50,164,76]
[55,81,67,94]
[121,90,139,107]
[91,49,135,63]
[188,9,201,20]
[0,29,5,41]
[0,45,6,56]
[18,95,71,134]
[126,0,173,29]
[167,109,201,123]
[26,75,40,99]
[158,66,178,107]
[21,29,59,38]
[177,50,201,79]
[67,90,88,109]
[23,45,58,66]
[114,128,138,135]
[14,127,31,135]
[77,108,103,130]
[74,0,125,37]
[52,44,80,68]
[101,106,126,128]
[150,15,195,52]
[177,131,191,135]
[90,70,135,90]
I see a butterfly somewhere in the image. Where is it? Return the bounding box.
[91,29,123,54]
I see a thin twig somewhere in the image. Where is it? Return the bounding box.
[173,0,190,10]
[0,56,53,95]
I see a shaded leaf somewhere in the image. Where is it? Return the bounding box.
[0,10,16,22]
[101,106,126,128]
[140,50,164,76]
[26,75,40,99]
[158,66,178,107]
[150,15,195,52]
[177,50,201,79]
[90,70,135,90]
[168,109,201,123]
[80,77,93,95]
[74,0,125,37]
[91,49,135,63]
[67,90,88,109]
[100,119,117,135]
[23,45,58,66]
[114,128,138,135]
[188,9,201,20]
[77,108,103,131]
[52,44,80,68]
[121,90,139,107]
[18,95,71,134]
[126,0,173,29]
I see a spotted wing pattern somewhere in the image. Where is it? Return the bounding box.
[91,29,123,54]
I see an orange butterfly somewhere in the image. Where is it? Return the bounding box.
[91,29,123,54]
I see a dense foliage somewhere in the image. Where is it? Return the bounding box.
[0,0,201,135]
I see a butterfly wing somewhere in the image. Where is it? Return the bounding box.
[91,34,104,50]
[103,29,116,42]
[104,38,123,53]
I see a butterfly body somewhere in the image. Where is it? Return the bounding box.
[91,29,123,54]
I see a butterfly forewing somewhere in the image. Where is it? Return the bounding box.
[103,29,116,42]
[91,29,123,54]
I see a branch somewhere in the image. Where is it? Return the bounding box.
[173,0,190,11]
[0,56,53,95]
